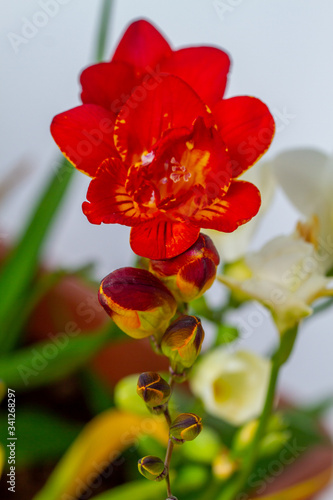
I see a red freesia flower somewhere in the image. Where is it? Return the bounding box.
[51,19,275,259]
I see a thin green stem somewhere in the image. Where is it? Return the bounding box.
[163,406,172,427]
[95,0,114,62]
[164,439,175,498]
[217,326,298,500]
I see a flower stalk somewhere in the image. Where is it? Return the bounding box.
[217,325,299,500]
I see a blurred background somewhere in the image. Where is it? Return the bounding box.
[1,0,333,498]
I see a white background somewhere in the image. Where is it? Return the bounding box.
[1,0,333,498]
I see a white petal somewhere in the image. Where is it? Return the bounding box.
[272,148,330,216]
[190,349,271,426]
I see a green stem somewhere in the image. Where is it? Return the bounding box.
[95,0,114,62]
[164,439,175,498]
[217,326,298,500]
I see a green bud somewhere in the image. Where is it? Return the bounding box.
[138,456,167,481]
[137,372,171,410]
[233,420,259,455]
[161,315,204,373]
[259,431,291,458]
[170,413,202,444]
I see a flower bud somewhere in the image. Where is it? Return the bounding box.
[161,315,204,372]
[169,413,202,443]
[259,431,291,459]
[138,456,167,481]
[137,372,171,410]
[149,233,220,303]
[99,267,177,339]
[232,420,259,455]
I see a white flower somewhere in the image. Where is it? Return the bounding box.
[272,148,333,272]
[206,160,276,262]
[190,349,271,426]
[219,224,333,333]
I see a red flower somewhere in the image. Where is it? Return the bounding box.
[51,20,275,259]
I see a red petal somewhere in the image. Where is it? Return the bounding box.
[161,47,230,107]
[80,62,138,112]
[213,96,275,177]
[50,104,118,177]
[82,158,143,225]
[190,180,261,232]
[112,19,172,72]
[114,75,212,164]
[130,219,200,259]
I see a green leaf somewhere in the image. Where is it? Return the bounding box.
[0,324,120,391]
[92,479,166,500]
[0,159,74,353]
[79,369,114,415]
[92,465,209,500]
[300,395,333,418]
[0,407,81,467]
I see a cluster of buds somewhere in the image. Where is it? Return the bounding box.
[98,233,220,495]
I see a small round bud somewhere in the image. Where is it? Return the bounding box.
[161,315,204,372]
[138,455,167,481]
[150,233,220,303]
[169,413,202,444]
[137,372,171,410]
[98,267,177,339]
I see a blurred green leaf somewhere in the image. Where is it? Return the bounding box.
[300,395,333,418]
[93,465,209,500]
[92,479,166,500]
[0,160,74,353]
[0,324,121,391]
[6,269,67,352]
[79,369,114,415]
[283,407,328,448]
[0,407,81,467]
